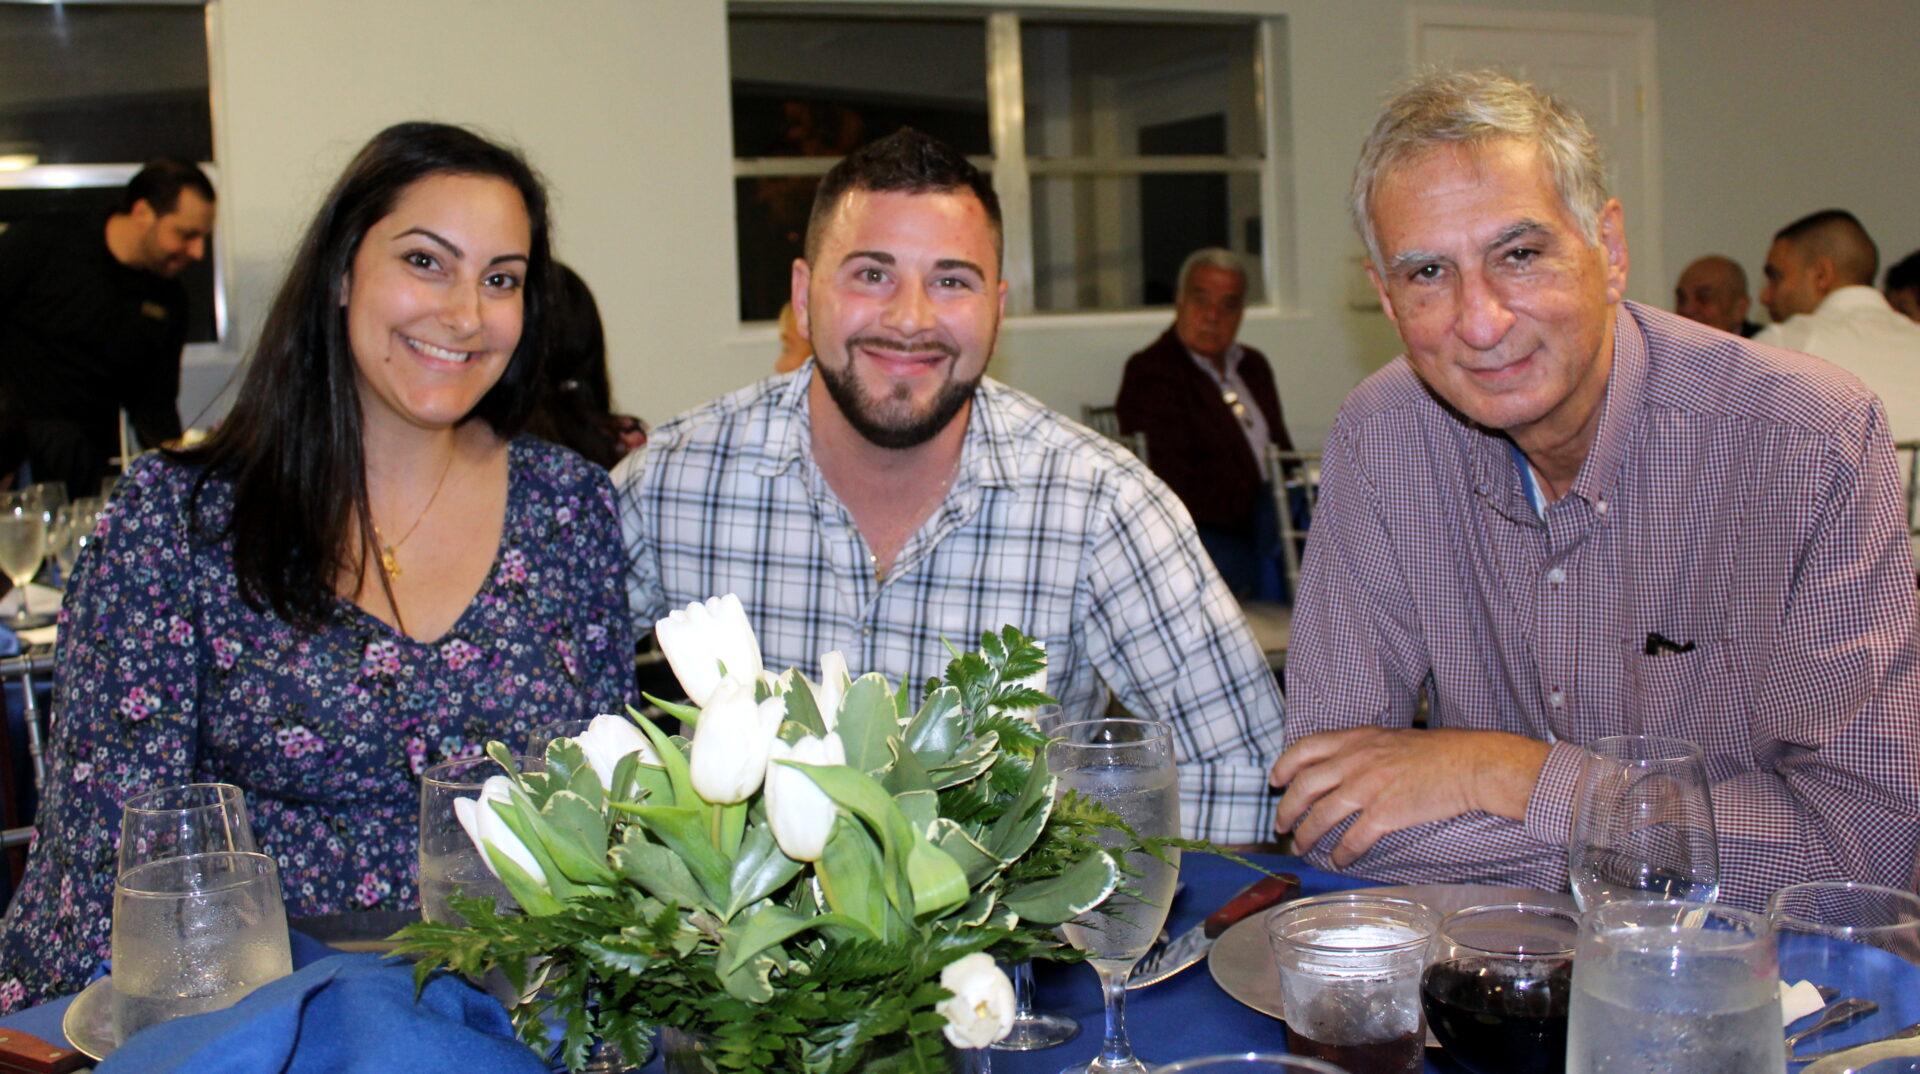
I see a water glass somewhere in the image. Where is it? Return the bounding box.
[1567,734,1720,909]
[118,783,257,875]
[1266,894,1438,1074]
[1566,899,1783,1073]
[1422,903,1578,1074]
[418,754,531,926]
[1772,882,1920,1066]
[110,850,293,1041]
[1045,718,1180,1074]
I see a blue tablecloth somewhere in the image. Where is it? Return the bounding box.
[0,853,1477,1071]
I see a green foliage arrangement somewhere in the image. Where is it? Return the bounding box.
[396,617,1176,1073]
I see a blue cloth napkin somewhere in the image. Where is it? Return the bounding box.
[95,953,548,1074]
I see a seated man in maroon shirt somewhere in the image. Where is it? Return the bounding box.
[1116,248,1294,599]
[1268,70,1920,910]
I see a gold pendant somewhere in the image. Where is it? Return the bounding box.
[379,545,401,579]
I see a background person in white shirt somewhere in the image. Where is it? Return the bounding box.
[1757,209,1920,441]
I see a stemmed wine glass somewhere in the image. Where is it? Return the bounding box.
[1771,882,1920,1066]
[1045,718,1181,1074]
[1567,734,1719,909]
[0,491,53,628]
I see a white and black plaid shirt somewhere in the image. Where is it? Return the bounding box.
[1287,302,1920,908]
[617,367,1287,842]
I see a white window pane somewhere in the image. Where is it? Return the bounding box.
[1021,20,1262,162]
[1030,171,1264,312]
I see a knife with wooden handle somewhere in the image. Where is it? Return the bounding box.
[1126,872,1300,989]
[0,1028,87,1074]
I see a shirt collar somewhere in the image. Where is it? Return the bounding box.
[1814,284,1896,315]
[1184,340,1245,383]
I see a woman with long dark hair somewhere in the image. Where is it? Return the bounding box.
[0,123,635,1008]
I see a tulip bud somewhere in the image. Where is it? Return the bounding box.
[453,775,548,888]
[573,713,659,791]
[655,594,764,707]
[766,731,845,862]
[688,677,785,804]
[813,651,851,731]
[935,952,1015,1049]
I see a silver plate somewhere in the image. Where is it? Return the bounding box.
[1206,882,1578,1042]
[62,974,120,1061]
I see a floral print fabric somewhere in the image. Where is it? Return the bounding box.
[0,437,634,1009]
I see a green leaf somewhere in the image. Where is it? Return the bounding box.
[782,675,829,738]
[486,787,585,901]
[923,730,999,789]
[927,817,999,886]
[716,949,777,1003]
[881,738,934,798]
[640,692,701,726]
[538,789,615,886]
[1004,848,1120,923]
[835,674,899,774]
[717,904,815,975]
[626,706,702,810]
[482,843,563,916]
[623,804,730,907]
[900,686,963,758]
[813,814,894,941]
[725,820,803,919]
[609,826,705,905]
[903,839,967,919]
[985,752,1056,862]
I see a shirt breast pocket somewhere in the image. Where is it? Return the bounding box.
[1619,637,1757,759]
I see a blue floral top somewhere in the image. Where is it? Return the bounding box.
[0,437,635,1009]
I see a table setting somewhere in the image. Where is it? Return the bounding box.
[3,606,1919,1074]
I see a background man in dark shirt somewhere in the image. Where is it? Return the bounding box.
[1115,248,1294,599]
[0,158,215,495]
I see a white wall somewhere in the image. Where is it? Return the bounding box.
[195,0,1920,455]
[1654,0,1920,323]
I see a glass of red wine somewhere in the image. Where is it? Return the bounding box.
[1421,902,1579,1074]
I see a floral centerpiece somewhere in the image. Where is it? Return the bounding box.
[397,596,1176,1073]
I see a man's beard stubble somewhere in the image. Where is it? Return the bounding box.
[814,339,982,450]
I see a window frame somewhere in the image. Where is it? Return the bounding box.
[728,4,1294,322]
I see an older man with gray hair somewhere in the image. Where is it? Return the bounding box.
[1116,248,1295,599]
[1267,70,1920,909]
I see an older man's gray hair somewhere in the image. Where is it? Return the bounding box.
[1176,247,1248,298]
[1349,69,1611,267]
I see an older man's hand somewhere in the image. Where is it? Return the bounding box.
[1268,727,1551,869]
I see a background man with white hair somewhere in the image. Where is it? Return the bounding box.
[1268,70,1920,909]
[1115,248,1295,599]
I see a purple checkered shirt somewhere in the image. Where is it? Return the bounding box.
[1285,302,1920,909]
[617,368,1288,843]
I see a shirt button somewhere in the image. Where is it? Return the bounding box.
[1548,690,1565,709]
[1547,567,1566,584]
[1595,500,1609,514]
[860,626,872,638]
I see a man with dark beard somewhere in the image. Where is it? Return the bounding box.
[617,129,1285,843]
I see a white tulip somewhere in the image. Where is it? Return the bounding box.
[452,775,547,888]
[765,732,846,862]
[572,713,659,791]
[688,677,786,804]
[813,650,851,730]
[655,594,764,707]
[935,952,1015,1049]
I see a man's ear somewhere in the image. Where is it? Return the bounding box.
[790,257,812,338]
[1365,261,1399,327]
[1810,255,1840,299]
[1598,199,1630,304]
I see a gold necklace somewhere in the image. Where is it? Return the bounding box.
[372,448,455,580]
